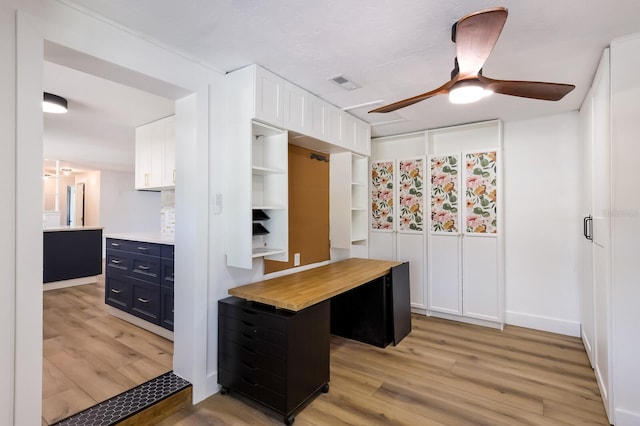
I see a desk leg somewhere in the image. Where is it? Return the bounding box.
[391,262,412,345]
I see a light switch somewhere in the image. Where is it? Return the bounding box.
[294,253,300,266]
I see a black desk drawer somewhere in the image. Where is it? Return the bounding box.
[106,238,132,252]
[131,253,161,284]
[106,250,130,273]
[130,278,160,324]
[219,339,285,377]
[218,367,285,412]
[219,351,285,394]
[219,301,285,333]
[219,321,285,360]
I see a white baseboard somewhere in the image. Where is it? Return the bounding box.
[106,306,174,341]
[505,310,580,337]
[615,408,640,426]
[427,310,503,330]
[43,276,97,291]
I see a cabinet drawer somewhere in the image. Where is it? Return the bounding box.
[160,286,174,331]
[220,315,286,345]
[218,367,285,413]
[219,339,285,377]
[130,253,161,284]
[161,244,174,259]
[219,301,286,333]
[219,321,285,360]
[131,241,161,257]
[130,278,160,324]
[106,238,133,252]
[106,250,130,273]
[219,352,285,395]
[161,258,174,288]
[105,274,131,310]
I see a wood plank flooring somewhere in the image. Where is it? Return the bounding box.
[158,315,609,426]
[42,275,173,425]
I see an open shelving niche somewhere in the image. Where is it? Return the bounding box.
[350,154,368,244]
[251,121,289,260]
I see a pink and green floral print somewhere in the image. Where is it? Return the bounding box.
[371,161,394,230]
[465,151,497,233]
[430,155,459,232]
[398,159,424,231]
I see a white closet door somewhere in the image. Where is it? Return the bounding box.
[396,157,426,309]
[579,93,596,366]
[427,154,462,315]
[370,160,396,260]
[461,150,500,322]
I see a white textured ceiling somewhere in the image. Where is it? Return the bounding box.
[46,0,640,171]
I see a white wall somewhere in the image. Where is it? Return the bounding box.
[75,170,101,227]
[100,170,161,237]
[503,112,582,336]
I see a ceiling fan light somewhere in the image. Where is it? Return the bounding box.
[43,92,68,113]
[482,89,494,98]
[448,83,485,104]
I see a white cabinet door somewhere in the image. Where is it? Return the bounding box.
[162,115,176,187]
[135,120,163,189]
[310,95,327,140]
[254,67,284,127]
[326,105,342,144]
[354,120,371,156]
[428,234,462,314]
[462,236,499,321]
[283,82,310,134]
[397,233,426,309]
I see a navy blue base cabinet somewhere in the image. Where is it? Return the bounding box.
[105,238,174,331]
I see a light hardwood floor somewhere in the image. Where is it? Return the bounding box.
[42,275,173,425]
[159,315,609,426]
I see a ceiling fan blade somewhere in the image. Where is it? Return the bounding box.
[369,79,457,113]
[478,75,575,101]
[455,7,508,78]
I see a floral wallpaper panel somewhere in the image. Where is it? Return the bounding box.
[465,151,498,234]
[430,155,459,233]
[371,161,394,230]
[398,158,424,232]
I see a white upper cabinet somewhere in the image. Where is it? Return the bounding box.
[254,66,284,127]
[135,115,175,190]
[234,65,371,156]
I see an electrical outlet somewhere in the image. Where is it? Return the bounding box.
[294,253,300,266]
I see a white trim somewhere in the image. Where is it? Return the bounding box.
[43,276,97,291]
[427,310,503,330]
[505,310,581,337]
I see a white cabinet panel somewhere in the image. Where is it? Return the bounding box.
[310,95,326,140]
[428,234,461,315]
[162,115,176,187]
[283,82,310,134]
[254,66,284,126]
[355,120,371,156]
[327,106,342,144]
[369,231,395,261]
[397,233,426,309]
[135,115,174,190]
[462,236,499,321]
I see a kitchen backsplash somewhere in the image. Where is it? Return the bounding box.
[161,189,175,241]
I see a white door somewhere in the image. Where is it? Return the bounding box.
[591,49,612,416]
[579,93,596,366]
[427,154,462,315]
[370,159,395,261]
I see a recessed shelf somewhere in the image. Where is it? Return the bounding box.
[252,205,286,210]
[252,166,286,175]
[252,247,286,258]
[252,209,270,221]
[252,223,270,235]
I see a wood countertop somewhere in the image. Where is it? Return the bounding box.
[228,258,402,311]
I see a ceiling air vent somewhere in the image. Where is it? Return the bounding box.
[329,74,359,91]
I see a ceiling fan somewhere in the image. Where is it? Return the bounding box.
[370,7,575,113]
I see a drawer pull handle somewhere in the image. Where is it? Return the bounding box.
[138,265,150,270]
[111,259,121,264]
[138,297,149,304]
[137,246,149,251]
[111,243,120,247]
[241,377,258,387]
[241,345,255,353]
[111,289,121,294]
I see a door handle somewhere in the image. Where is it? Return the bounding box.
[583,215,593,241]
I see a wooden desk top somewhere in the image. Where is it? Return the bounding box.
[228,258,402,311]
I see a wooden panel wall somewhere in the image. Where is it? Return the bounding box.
[264,144,329,274]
